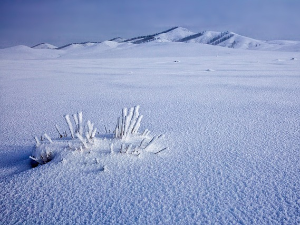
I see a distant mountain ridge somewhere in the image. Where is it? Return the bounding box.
[121,27,180,44]
[31,27,300,52]
[31,43,57,49]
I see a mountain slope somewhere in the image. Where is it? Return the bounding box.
[117,27,300,51]
[56,41,101,50]
[122,27,181,44]
[149,27,195,42]
[179,31,265,50]
[0,45,62,59]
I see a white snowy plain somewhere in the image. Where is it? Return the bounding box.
[0,42,300,224]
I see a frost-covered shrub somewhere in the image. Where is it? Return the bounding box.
[30,112,97,166]
[30,106,167,167]
[30,136,53,165]
[113,106,167,156]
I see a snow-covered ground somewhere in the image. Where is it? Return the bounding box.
[0,42,300,224]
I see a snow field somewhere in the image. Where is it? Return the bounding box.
[0,42,300,224]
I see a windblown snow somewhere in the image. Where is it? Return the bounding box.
[0,35,300,224]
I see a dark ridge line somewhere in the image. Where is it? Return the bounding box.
[57,44,72,49]
[57,41,101,50]
[206,31,230,44]
[31,43,57,49]
[177,31,206,42]
[122,27,179,43]
[133,36,155,44]
[109,37,123,41]
[210,34,234,45]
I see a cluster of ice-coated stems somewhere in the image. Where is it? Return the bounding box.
[31,106,167,165]
[114,105,144,139]
[63,112,97,146]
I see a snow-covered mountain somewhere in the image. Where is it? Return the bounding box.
[19,27,300,52]
[31,43,57,49]
[176,29,300,51]
[119,27,300,51]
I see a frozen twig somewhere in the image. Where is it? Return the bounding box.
[121,108,127,137]
[64,114,74,138]
[144,134,164,150]
[110,143,114,154]
[132,115,143,134]
[87,120,94,137]
[55,124,63,138]
[78,112,83,135]
[86,132,93,144]
[44,133,53,143]
[126,144,133,153]
[76,133,88,148]
[120,143,125,153]
[139,138,147,148]
[127,105,140,136]
[91,128,97,138]
[142,129,151,136]
[72,114,79,133]
[34,136,40,147]
[154,147,168,154]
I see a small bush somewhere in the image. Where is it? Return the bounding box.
[30,106,167,167]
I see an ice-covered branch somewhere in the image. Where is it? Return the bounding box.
[114,105,143,139]
[55,124,63,138]
[78,112,83,135]
[76,133,88,148]
[64,114,74,138]
[72,114,79,133]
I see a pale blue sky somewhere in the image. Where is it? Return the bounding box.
[1,0,299,48]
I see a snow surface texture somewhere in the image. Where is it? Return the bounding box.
[0,41,300,224]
